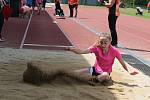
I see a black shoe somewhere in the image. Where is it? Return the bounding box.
[69,15,73,17]
[112,44,118,48]
[0,38,5,42]
[74,15,77,18]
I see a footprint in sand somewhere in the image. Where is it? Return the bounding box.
[128,89,133,92]
[108,87,124,92]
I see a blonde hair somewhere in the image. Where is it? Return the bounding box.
[97,32,112,42]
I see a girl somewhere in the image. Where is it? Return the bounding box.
[66,32,138,82]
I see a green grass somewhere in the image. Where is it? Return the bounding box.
[120,8,150,19]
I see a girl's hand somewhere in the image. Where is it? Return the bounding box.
[130,70,139,75]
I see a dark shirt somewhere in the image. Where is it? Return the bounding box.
[109,0,116,15]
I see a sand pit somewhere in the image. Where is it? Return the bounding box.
[23,62,97,86]
[0,48,150,100]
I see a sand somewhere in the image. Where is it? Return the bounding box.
[0,47,150,100]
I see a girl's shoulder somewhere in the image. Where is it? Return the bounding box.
[88,45,102,53]
[109,45,120,53]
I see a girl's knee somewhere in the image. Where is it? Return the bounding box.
[97,72,110,82]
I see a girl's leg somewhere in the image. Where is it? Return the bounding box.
[74,68,89,73]
[74,67,93,80]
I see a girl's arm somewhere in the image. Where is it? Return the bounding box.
[66,46,90,54]
[118,58,138,75]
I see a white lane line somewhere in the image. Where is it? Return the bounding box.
[119,46,150,67]
[24,43,75,48]
[20,11,33,49]
[72,18,99,34]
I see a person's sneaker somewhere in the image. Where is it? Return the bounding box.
[0,38,5,42]
[74,15,77,18]
[68,16,73,18]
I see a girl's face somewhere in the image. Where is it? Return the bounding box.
[98,37,111,48]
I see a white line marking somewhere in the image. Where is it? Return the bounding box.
[20,11,33,49]
[72,18,99,34]
[24,43,75,48]
[119,46,150,67]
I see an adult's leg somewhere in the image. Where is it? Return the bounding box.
[42,0,46,10]
[74,4,78,17]
[55,2,61,15]
[32,0,36,10]
[60,9,64,16]
[0,12,4,39]
[55,3,58,15]
[37,3,42,14]
[69,4,73,17]
[108,14,118,46]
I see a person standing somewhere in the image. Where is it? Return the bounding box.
[98,0,120,46]
[68,0,78,17]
